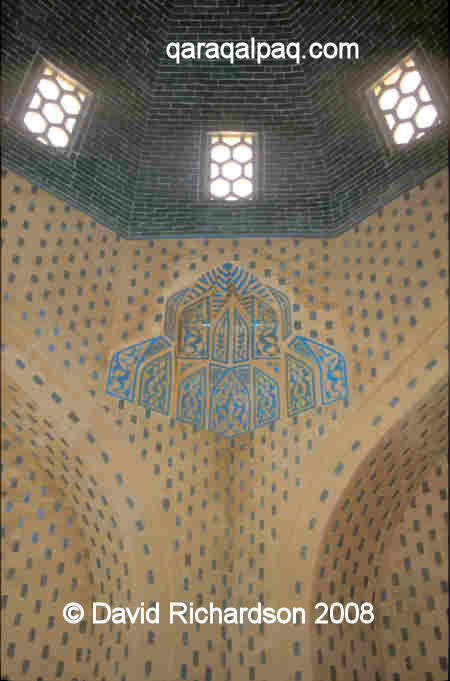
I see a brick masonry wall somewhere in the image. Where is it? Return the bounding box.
[377,456,449,681]
[311,385,448,681]
[2,0,448,238]
[1,165,448,681]
[1,0,172,237]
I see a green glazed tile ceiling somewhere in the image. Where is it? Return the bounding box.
[1,0,448,238]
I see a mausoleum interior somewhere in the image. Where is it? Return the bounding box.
[1,1,448,680]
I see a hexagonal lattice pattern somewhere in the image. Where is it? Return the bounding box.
[208,133,256,201]
[22,63,90,151]
[371,54,440,146]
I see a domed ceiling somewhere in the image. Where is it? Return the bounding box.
[2,0,448,238]
[1,5,448,680]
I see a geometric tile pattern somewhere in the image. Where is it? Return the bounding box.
[254,367,280,428]
[209,365,251,436]
[105,336,170,402]
[177,367,206,428]
[106,264,348,436]
[288,337,347,405]
[285,354,316,417]
[139,352,172,415]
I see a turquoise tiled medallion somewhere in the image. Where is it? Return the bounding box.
[106,263,348,436]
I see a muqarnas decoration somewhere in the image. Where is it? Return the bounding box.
[106,263,348,437]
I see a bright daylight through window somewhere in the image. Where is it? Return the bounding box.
[18,60,91,152]
[369,53,441,147]
[206,132,258,201]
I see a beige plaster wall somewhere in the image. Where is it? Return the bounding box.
[1,166,448,681]
[311,377,448,681]
[378,454,448,681]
